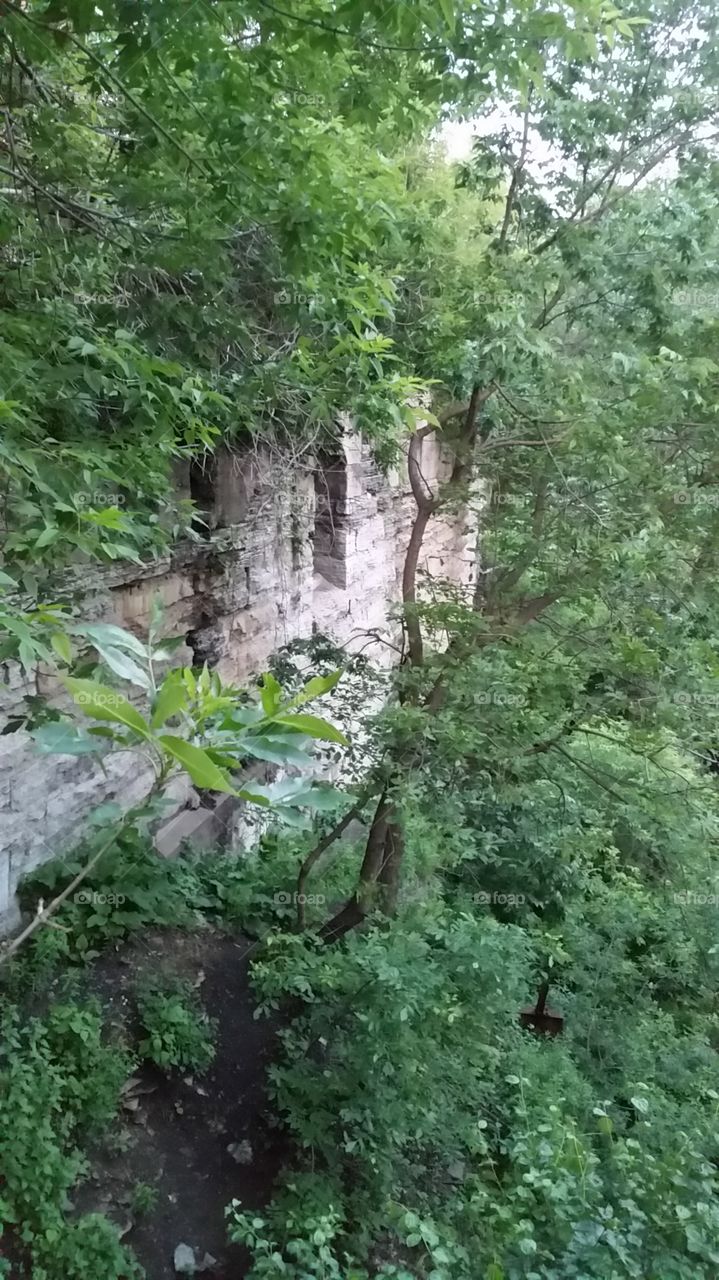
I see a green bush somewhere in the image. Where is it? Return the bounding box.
[0,999,139,1280]
[239,896,719,1280]
[136,980,215,1074]
[18,825,200,961]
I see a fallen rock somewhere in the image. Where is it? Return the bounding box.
[227,1139,253,1164]
[174,1244,197,1274]
[173,1244,218,1274]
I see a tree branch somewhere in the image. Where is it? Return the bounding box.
[497,96,531,251]
[296,792,373,929]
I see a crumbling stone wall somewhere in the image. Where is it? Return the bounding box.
[0,429,476,932]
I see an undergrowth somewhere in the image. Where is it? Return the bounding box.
[0,997,138,1280]
[136,978,216,1074]
[16,820,360,968]
[6,811,719,1280]
[0,820,358,1279]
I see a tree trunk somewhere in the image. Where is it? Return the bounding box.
[319,786,392,940]
[319,383,491,941]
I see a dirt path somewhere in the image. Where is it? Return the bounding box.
[77,927,287,1279]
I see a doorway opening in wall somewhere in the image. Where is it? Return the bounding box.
[313,452,347,588]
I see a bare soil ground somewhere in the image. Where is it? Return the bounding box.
[75,926,289,1279]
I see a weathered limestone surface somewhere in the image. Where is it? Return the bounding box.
[0,431,476,932]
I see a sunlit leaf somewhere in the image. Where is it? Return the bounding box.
[63,677,151,738]
[158,734,236,793]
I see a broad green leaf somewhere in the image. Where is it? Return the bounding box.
[285,668,343,709]
[50,631,73,665]
[224,705,266,728]
[81,623,147,659]
[241,736,314,766]
[157,735,236,793]
[196,695,236,718]
[259,778,344,809]
[34,525,58,548]
[291,783,346,811]
[273,712,348,744]
[31,721,103,755]
[87,801,124,826]
[81,506,126,529]
[63,677,151,738]
[149,594,165,641]
[0,615,35,643]
[438,0,455,30]
[151,674,189,728]
[151,635,187,661]
[236,787,272,807]
[94,644,151,690]
[259,671,283,716]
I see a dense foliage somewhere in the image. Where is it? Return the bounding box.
[0,0,621,594]
[3,0,719,1277]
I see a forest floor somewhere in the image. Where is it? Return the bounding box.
[73,927,286,1279]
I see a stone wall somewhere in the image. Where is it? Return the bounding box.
[0,429,476,932]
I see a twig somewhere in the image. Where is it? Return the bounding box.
[0,817,131,966]
[296,791,375,929]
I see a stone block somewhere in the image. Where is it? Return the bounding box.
[154,808,219,858]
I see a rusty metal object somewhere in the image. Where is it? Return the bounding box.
[519,979,564,1036]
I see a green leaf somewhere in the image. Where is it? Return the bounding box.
[236,786,272,808]
[94,644,151,689]
[272,712,348,744]
[241,736,314,766]
[259,777,345,810]
[81,506,126,529]
[151,674,189,728]
[63,677,151,738]
[285,668,343,708]
[81,624,147,659]
[151,635,187,662]
[157,735,236,793]
[34,525,58,549]
[631,1094,650,1116]
[87,801,124,826]
[259,672,283,716]
[31,721,103,755]
[438,0,455,30]
[50,631,73,665]
[149,594,165,641]
[293,783,346,811]
[224,705,265,728]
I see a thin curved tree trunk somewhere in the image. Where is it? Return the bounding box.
[377,818,404,915]
[319,385,488,941]
[319,787,392,940]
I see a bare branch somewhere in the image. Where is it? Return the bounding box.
[497,96,531,251]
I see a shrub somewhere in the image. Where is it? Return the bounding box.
[0,999,139,1279]
[136,980,215,1074]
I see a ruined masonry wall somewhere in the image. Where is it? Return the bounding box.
[0,431,476,932]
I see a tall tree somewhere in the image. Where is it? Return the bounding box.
[315,0,719,936]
